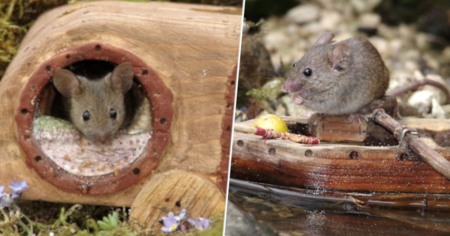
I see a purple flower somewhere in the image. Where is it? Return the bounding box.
[160,209,187,232]
[0,186,6,209]
[1,193,13,208]
[9,180,28,198]
[0,186,5,198]
[175,208,186,221]
[187,217,210,230]
[161,212,179,232]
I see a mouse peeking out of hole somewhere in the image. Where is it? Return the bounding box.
[52,62,141,144]
[32,61,152,176]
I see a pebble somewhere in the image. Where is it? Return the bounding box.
[263,30,291,52]
[320,11,342,31]
[299,21,324,36]
[350,0,382,13]
[432,98,446,119]
[408,90,433,115]
[286,4,320,24]
[358,13,381,28]
[369,37,389,57]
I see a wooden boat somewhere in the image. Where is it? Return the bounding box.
[230,105,450,199]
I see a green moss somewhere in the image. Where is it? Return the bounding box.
[0,0,69,79]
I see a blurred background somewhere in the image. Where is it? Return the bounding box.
[237,0,450,121]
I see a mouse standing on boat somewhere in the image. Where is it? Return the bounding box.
[282,32,390,117]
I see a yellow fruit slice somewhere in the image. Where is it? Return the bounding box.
[252,114,289,133]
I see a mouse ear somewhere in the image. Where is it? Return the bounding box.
[315,32,335,45]
[328,43,351,70]
[53,69,82,98]
[109,62,134,94]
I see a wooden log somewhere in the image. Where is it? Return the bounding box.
[130,170,225,231]
[308,114,368,142]
[307,96,398,143]
[0,0,241,211]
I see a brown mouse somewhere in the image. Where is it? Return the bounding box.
[52,62,134,144]
[282,32,390,116]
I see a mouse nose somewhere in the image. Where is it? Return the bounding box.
[282,80,299,93]
[92,133,112,145]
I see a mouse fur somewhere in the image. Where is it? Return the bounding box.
[282,32,390,115]
[52,62,134,144]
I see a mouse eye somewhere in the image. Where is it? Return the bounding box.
[110,108,117,119]
[82,111,90,121]
[303,68,312,77]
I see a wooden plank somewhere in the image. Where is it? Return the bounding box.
[231,126,450,193]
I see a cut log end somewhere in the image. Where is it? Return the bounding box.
[130,170,225,231]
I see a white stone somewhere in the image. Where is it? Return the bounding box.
[415,33,430,50]
[263,30,291,52]
[320,11,342,31]
[443,46,450,60]
[350,0,382,13]
[369,37,389,56]
[388,39,403,55]
[432,98,446,119]
[358,13,381,28]
[286,4,320,24]
[408,90,433,115]
[299,22,324,35]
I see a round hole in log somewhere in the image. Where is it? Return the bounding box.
[305,149,313,157]
[15,43,173,195]
[142,69,148,75]
[349,151,359,159]
[160,118,166,124]
[21,108,28,114]
[175,200,181,207]
[268,147,276,155]
[237,140,244,147]
[398,153,408,161]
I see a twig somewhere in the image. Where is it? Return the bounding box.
[372,108,450,180]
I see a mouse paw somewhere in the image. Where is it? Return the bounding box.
[346,113,368,125]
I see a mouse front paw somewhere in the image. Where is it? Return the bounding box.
[346,113,369,125]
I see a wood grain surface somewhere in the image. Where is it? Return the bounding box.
[231,117,450,194]
[0,0,241,215]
